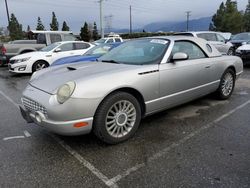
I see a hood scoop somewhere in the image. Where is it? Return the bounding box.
[67,66,77,71]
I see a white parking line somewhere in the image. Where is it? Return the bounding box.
[109,99,250,184]
[24,130,31,137]
[0,90,20,108]
[51,135,118,188]
[3,136,25,141]
[0,90,118,188]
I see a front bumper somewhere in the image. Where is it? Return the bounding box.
[8,62,31,73]
[20,105,93,136]
[20,84,101,136]
[235,51,250,65]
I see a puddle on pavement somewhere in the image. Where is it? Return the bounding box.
[169,99,229,120]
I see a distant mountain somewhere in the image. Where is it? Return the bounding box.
[112,16,212,34]
[143,17,212,32]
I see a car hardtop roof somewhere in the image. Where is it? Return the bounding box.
[53,41,88,45]
[29,30,73,34]
[175,31,222,34]
[141,36,222,58]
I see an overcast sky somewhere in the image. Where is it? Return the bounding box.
[0,0,248,32]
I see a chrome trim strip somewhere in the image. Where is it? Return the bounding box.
[145,80,220,104]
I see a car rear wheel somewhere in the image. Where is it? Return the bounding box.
[216,69,235,100]
[93,92,141,144]
[32,60,49,72]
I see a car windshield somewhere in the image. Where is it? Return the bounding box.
[95,38,106,44]
[98,38,169,65]
[40,43,60,52]
[231,33,250,41]
[85,44,112,55]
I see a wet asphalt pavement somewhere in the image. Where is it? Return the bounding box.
[0,66,250,188]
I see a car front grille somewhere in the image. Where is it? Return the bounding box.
[22,97,47,115]
[9,60,16,64]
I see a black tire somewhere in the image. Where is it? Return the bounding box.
[216,69,235,100]
[227,48,234,56]
[93,92,141,144]
[32,60,49,73]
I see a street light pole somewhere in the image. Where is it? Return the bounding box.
[130,5,132,35]
[99,0,104,38]
[186,11,191,31]
[4,0,10,25]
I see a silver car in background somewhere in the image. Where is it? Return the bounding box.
[174,31,234,55]
[20,36,243,144]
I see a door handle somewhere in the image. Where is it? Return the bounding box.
[205,65,211,68]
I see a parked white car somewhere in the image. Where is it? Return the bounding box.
[94,34,123,45]
[8,41,94,73]
[174,31,234,55]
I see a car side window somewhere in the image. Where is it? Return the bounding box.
[37,34,46,44]
[74,43,90,50]
[59,43,74,52]
[107,39,114,43]
[50,34,62,43]
[172,41,206,60]
[197,33,217,41]
[115,38,121,42]
[216,34,225,43]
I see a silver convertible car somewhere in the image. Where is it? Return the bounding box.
[20,36,243,144]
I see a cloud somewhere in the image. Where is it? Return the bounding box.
[0,0,248,32]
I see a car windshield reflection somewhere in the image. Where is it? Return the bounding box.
[98,39,169,65]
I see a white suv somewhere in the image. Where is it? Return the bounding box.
[174,31,234,55]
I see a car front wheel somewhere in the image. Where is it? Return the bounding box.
[93,92,141,144]
[32,60,49,72]
[227,48,234,56]
[216,69,235,100]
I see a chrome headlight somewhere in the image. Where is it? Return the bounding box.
[56,81,76,104]
[15,57,31,64]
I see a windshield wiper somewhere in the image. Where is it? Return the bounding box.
[101,60,120,64]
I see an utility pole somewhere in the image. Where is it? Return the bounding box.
[4,0,10,25]
[186,11,191,31]
[99,0,104,38]
[130,5,132,35]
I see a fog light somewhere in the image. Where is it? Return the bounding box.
[35,113,42,123]
[34,111,45,123]
[18,66,26,71]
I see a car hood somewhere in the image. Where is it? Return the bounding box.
[11,51,48,60]
[237,44,250,50]
[52,54,100,66]
[29,62,143,94]
[230,40,248,44]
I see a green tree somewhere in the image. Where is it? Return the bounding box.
[50,12,59,31]
[27,25,31,32]
[210,0,243,34]
[62,21,70,31]
[8,13,23,40]
[244,1,250,31]
[211,2,225,31]
[80,22,90,42]
[92,22,99,40]
[36,17,45,30]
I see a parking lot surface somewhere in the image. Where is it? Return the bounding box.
[0,67,250,187]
